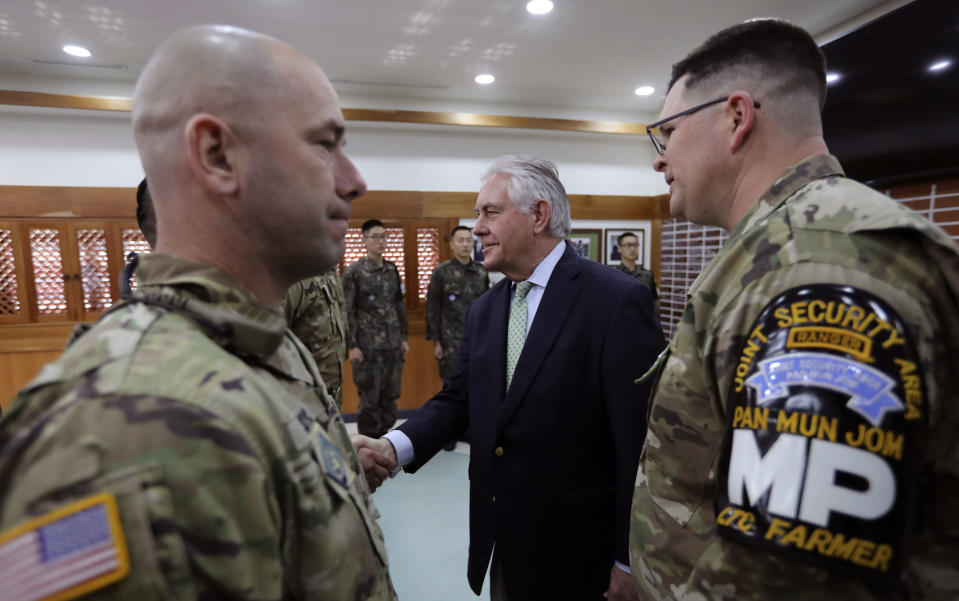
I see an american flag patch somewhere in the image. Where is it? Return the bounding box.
[0,493,130,601]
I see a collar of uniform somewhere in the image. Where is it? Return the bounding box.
[357,256,391,271]
[729,154,845,242]
[134,253,288,358]
[451,258,477,272]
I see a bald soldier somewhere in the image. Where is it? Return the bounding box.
[630,19,959,600]
[0,25,397,600]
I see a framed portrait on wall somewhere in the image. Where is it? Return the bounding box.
[568,229,602,262]
[604,229,645,266]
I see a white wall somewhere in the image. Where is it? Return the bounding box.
[0,74,667,196]
[0,106,142,187]
[349,121,664,195]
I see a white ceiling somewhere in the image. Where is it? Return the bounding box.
[0,0,905,116]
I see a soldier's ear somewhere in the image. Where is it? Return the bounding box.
[726,92,757,152]
[184,113,240,196]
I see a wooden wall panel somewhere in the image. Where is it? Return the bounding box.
[0,323,72,408]
[1,349,66,409]
[1,186,667,221]
[0,186,134,219]
[0,90,646,135]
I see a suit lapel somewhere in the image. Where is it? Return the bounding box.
[484,278,511,400]
[497,247,582,431]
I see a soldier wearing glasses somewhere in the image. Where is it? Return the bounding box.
[630,19,959,600]
[611,231,659,317]
[344,219,409,437]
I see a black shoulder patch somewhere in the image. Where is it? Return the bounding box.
[716,284,924,582]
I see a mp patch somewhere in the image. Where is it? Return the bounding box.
[716,284,923,582]
[0,493,130,601]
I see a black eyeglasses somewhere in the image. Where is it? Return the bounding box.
[646,97,761,155]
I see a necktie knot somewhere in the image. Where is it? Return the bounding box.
[514,280,533,300]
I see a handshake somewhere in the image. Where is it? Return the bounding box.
[351,435,399,492]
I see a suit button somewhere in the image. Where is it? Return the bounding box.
[494,446,504,456]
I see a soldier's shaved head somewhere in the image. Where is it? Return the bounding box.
[134,26,291,176]
[131,25,365,306]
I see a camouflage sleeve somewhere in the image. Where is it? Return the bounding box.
[0,394,285,600]
[715,283,920,589]
[425,265,442,341]
[698,262,941,598]
[283,280,305,328]
[342,266,359,349]
[1,387,397,600]
[392,264,408,340]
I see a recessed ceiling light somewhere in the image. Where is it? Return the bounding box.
[475,73,495,85]
[62,44,91,58]
[928,59,952,72]
[526,0,554,15]
[826,72,841,84]
[634,86,655,96]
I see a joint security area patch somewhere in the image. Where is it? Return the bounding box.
[0,493,130,601]
[716,284,923,581]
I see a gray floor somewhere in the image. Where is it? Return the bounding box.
[347,422,490,600]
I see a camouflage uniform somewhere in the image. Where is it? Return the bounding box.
[612,263,660,317]
[425,258,489,379]
[285,269,348,408]
[0,254,395,601]
[342,257,408,438]
[630,155,959,600]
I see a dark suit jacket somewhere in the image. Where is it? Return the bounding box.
[398,244,664,600]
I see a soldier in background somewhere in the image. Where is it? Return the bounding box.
[284,271,349,407]
[426,225,489,381]
[630,19,959,600]
[0,25,397,600]
[343,219,409,438]
[426,225,488,451]
[611,231,659,317]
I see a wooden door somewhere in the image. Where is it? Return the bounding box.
[21,221,73,323]
[0,220,29,325]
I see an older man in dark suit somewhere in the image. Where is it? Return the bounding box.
[355,154,664,600]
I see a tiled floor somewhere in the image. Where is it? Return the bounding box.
[346,421,490,600]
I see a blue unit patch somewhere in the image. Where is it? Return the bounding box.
[716,284,923,583]
[318,434,349,489]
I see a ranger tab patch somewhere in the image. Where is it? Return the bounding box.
[0,493,130,601]
[716,284,923,582]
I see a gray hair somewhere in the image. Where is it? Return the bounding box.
[481,154,571,238]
